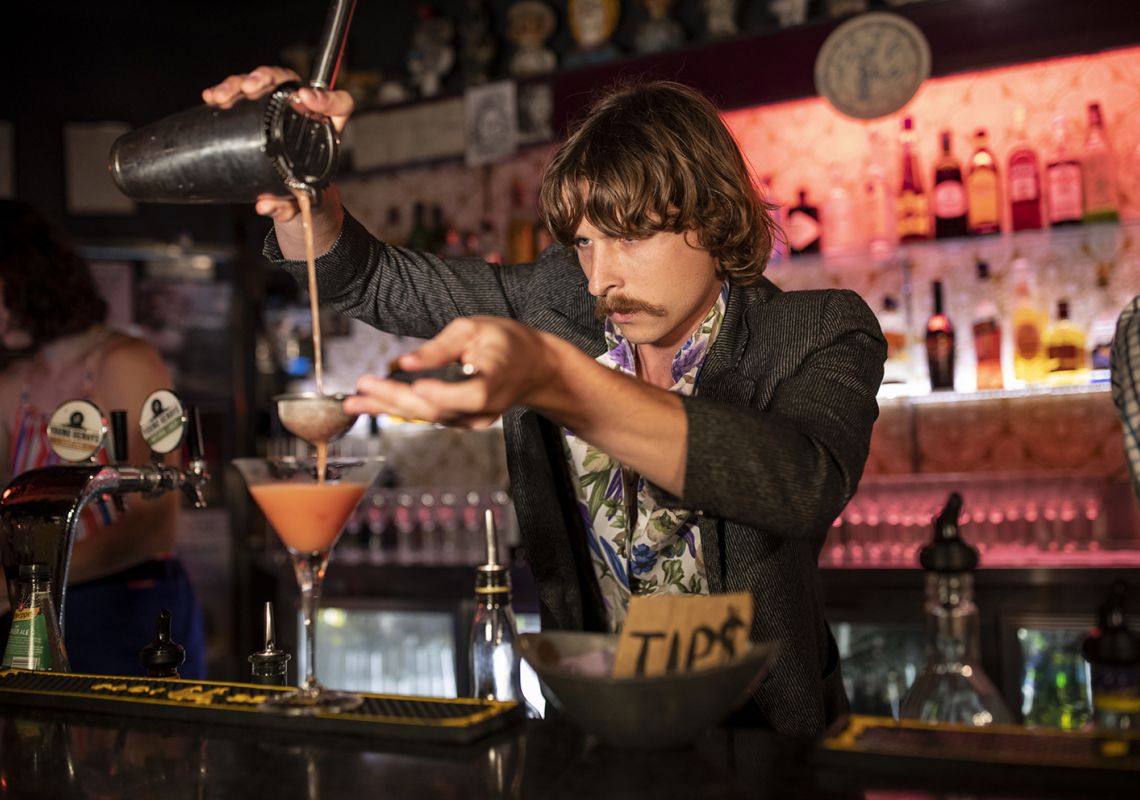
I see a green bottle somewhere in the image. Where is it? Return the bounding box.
[2,563,70,672]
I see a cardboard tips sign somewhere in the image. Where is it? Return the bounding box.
[613,592,754,679]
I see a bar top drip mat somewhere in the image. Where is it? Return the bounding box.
[820,714,1140,773]
[0,668,521,744]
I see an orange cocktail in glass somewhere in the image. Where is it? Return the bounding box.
[234,455,384,715]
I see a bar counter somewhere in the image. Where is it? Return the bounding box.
[3,701,1138,799]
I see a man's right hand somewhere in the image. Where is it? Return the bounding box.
[201,66,354,228]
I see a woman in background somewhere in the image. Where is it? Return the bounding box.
[0,198,205,678]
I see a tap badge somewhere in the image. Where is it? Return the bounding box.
[47,399,107,462]
[140,390,186,455]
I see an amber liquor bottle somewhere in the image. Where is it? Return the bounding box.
[897,117,931,242]
[966,128,1001,235]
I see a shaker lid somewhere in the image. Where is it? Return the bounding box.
[919,492,979,572]
[1082,580,1140,666]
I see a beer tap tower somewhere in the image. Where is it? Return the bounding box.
[0,390,208,633]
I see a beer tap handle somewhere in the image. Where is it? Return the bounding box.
[108,410,129,513]
[182,405,208,509]
[110,411,129,464]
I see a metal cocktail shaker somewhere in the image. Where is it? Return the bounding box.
[109,0,356,203]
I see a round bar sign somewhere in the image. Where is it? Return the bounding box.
[140,390,186,455]
[47,399,107,462]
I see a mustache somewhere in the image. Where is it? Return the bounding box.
[594,294,668,322]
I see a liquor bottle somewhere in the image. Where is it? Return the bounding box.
[1045,299,1089,384]
[899,494,1014,726]
[1082,102,1120,224]
[470,509,522,703]
[428,204,448,255]
[925,280,955,391]
[897,116,931,242]
[821,167,861,257]
[932,130,968,239]
[139,608,186,679]
[1046,115,1084,227]
[1082,580,1140,731]
[1088,265,1119,383]
[379,205,405,245]
[407,201,432,250]
[2,564,70,672]
[1007,106,1043,231]
[1009,258,1049,385]
[966,128,1001,236]
[878,295,912,389]
[972,261,1003,391]
[786,189,821,255]
[864,131,897,257]
[507,181,537,265]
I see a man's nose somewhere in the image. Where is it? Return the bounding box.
[586,246,621,297]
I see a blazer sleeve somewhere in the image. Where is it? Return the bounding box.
[675,289,886,537]
[263,210,536,338]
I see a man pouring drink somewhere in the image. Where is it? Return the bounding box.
[202,65,885,737]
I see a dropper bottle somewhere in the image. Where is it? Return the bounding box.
[900,493,1014,726]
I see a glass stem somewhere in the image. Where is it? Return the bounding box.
[292,550,331,693]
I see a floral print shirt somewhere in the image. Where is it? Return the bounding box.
[562,285,728,631]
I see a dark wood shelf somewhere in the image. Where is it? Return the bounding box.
[550,0,1140,131]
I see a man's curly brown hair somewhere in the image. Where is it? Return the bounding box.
[540,80,778,285]
[0,199,107,348]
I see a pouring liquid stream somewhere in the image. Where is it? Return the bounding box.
[292,188,328,483]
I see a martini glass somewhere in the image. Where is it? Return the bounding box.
[234,454,385,715]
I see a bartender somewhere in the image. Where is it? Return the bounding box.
[205,67,885,737]
[0,199,206,678]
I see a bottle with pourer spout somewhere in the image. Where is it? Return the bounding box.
[469,509,522,703]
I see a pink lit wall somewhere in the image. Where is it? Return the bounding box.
[725,46,1140,228]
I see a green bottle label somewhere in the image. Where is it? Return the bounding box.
[2,607,49,670]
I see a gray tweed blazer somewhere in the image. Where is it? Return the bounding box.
[270,212,887,737]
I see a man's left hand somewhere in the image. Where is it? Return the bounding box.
[344,316,553,428]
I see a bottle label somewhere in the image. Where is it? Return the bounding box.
[2,607,49,671]
[1048,343,1081,372]
[883,329,907,361]
[1009,160,1039,202]
[1083,154,1117,213]
[1015,321,1042,360]
[785,210,820,252]
[897,191,930,239]
[934,181,967,218]
[1048,163,1083,220]
[973,321,1001,362]
[967,171,1001,228]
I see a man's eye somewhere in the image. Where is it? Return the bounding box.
[573,237,591,248]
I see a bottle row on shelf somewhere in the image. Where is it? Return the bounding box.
[879,255,1122,396]
[774,100,1126,261]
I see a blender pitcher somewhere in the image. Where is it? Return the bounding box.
[108,0,356,203]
